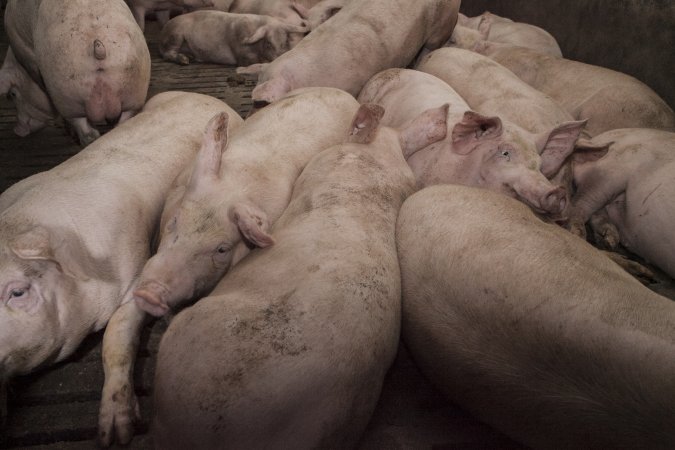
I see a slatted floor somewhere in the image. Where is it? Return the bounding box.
[1,11,675,450]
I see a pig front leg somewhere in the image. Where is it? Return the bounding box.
[98,299,147,447]
[68,117,101,146]
[131,6,147,32]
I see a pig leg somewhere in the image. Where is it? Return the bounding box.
[589,208,620,250]
[601,250,655,285]
[160,34,191,66]
[98,300,147,447]
[155,10,171,28]
[130,6,146,32]
[68,117,100,146]
[236,63,270,75]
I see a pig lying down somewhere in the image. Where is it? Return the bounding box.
[159,10,308,66]
[3,0,151,145]
[358,68,585,220]
[133,87,359,317]
[0,92,243,440]
[567,128,675,279]
[245,0,460,105]
[151,102,446,449]
[476,42,675,137]
[398,184,675,449]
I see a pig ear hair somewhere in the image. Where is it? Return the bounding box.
[451,111,502,155]
[348,103,385,144]
[572,138,611,165]
[191,112,229,184]
[399,103,449,159]
[231,203,275,248]
[537,119,588,177]
[243,26,269,45]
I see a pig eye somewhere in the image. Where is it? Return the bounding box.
[500,150,511,161]
[10,288,26,298]
[216,244,229,254]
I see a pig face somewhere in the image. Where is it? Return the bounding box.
[0,226,85,380]
[451,112,587,218]
[133,113,274,317]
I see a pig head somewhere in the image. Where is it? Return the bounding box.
[412,111,588,218]
[133,113,273,317]
[0,224,110,381]
[0,48,57,137]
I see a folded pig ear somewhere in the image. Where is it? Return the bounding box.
[399,103,448,159]
[451,111,502,155]
[348,103,384,144]
[572,138,611,165]
[189,112,229,188]
[231,203,275,248]
[9,226,92,281]
[243,25,269,45]
[537,119,587,178]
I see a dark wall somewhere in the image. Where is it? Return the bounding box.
[460,0,675,110]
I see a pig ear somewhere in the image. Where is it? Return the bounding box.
[190,112,229,185]
[399,104,449,159]
[572,138,611,164]
[348,103,384,144]
[9,226,91,281]
[243,26,269,45]
[451,111,502,155]
[231,203,275,248]
[477,16,491,39]
[251,77,291,105]
[537,120,587,177]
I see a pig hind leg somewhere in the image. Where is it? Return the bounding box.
[68,117,101,146]
[160,34,191,65]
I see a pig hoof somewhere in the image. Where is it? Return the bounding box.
[78,129,101,147]
[594,224,620,250]
[177,53,190,65]
[98,383,140,447]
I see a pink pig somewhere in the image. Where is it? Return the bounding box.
[358,68,585,218]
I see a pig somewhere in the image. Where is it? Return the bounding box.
[450,11,562,57]
[476,41,675,137]
[0,91,244,445]
[566,128,675,279]
[241,0,460,106]
[397,183,675,449]
[357,68,586,219]
[4,0,151,145]
[151,102,447,449]
[0,47,57,137]
[158,10,308,66]
[126,0,215,32]
[132,87,360,317]
[228,0,311,28]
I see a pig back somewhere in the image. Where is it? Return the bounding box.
[397,184,675,450]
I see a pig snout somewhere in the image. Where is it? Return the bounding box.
[541,186,567,216]
[134,281,171,317]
